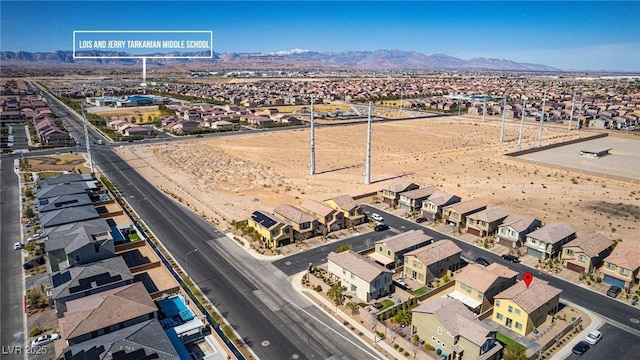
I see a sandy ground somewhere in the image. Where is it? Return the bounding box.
[114,116,640,246]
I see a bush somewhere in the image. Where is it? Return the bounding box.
[425,344,435,351]
[29,327,42,337]
[314,285,322,292]
[404,352,410,357]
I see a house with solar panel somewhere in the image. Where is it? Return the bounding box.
[248,210,293,248]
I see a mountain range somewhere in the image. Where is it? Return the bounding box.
[0,49,560,71]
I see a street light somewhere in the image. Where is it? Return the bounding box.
[185,248,198,281]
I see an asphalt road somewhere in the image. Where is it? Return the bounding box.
[565,323,640,360]
[273,205,640,338]
[0,156,27,357]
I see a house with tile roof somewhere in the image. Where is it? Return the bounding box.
[496,213,542,248]
[398,186,439,213]
[299,199,344,234]
[412,298,503,360]
[562,233,614,274]
[247,210,293,248]
[403,240,462,286]
[369,230,434,269]
[59,319,179,360]
[420,191,461,221]
[37,193,93,213]
[442,198,487,230]
[327,250,393,302]
[381,181,419,208]
[598,243,640,289]
[449,263,517,314]
[39,204,101,229]
[524,222,576,259]
[46,218,115,272]
[58,282,158,345]
[465,206,511,237]
[50,256,134,317]
[274,204,318,240]
[323,194,365,226]
[491,279,562,336]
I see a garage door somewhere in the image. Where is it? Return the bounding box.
[400,204,411,212]
[566,262,585,274]
[526,248,543,258]
[467,228,482,237]
[603,275,625,288]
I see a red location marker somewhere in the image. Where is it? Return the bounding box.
[523,272,534,287]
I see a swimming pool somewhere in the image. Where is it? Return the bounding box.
[157,295,195,322]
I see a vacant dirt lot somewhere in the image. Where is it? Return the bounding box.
[116,116,640,247]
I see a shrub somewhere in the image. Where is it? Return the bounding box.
[314,285,322,292]
[394,344,400,349]
[425,344,435,351]
[29,327,42,337]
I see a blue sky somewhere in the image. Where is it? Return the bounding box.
[1,1,639,71]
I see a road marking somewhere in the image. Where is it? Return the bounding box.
[283,298,382,359]
[261,340,270,347]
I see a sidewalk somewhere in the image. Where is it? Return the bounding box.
[549,302,606,360]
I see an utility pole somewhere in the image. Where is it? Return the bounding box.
[577,90,583,130]
[482,95,487,122]
[537,90,546,147]
[517,99,526,151]
[310,96,315,175]
[81,103,94,174]
[568,91,575,131]
[500,97,506,142]
[364,102,372,185]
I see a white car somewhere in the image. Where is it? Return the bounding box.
[31,333,59,347]
[585,330,602,345]
[370,213,384,222]
[26,233,41,242]
[14,242,23,250]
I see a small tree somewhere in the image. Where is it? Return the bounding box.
[327,283,343,305]
[24,189,34,199]
[346,301,359,315]
[394,309,412,326]
[24,207,35,220]
[336,244,351,253]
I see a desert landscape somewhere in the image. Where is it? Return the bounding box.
[114,116,640,248]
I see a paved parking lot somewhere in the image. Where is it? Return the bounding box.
[565,323,640,360]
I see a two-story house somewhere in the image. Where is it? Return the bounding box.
[449,263,518,314]
[524,222,576,259]
[442,198,487,230]
[369,230,433,269]
[403,240,462,286]
[327,250,393,302]
[412,298,503,360]
[46,219,115,272]
[398,186,439,213]
[421,191,461,221]
[598,243,640,289]
[465,206,511,237]
[492,279,562,336]
[381,181,419,208]
[323,195,365,226]
[299,199,344,234]
[274,204,318,240]
[248,210,293,248]
[562,233,614,274]
[496,213,542,248]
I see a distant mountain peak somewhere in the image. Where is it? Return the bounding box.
[264,48,310,56]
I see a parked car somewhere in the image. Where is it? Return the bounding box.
[585,330,602,345]
[374,224,390,232]
[475,257,491,267]
[23,256,45,270]
[26,233,41,242]
[606,285,622,298]
[415,217,427,223]
[24,220,37,228]
[373,302,383,309]
[370,213,384,222]
[14,242,23,250]
[501,254,521,263]
[572,341,590,355]
[31,333,59,347]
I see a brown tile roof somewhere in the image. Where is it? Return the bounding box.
[413,298,495,346]
[59,282,157,341]
[499,212,539,232]
[563,233,613,258]
[274,204,316,224]
[454,263,517,292]
[494,279,562,314]
[467,206,511,223]
[385,181,419,193]
[299,199,335,217]
[374,230,433,252]
[425,190,459,207]
[443,198,487,215]
[605,243,640,270]
[328,250,393,282]
[405,239,462,266]
[399,186,439,200]
[526,222,576,245]
[324,194,357,212]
